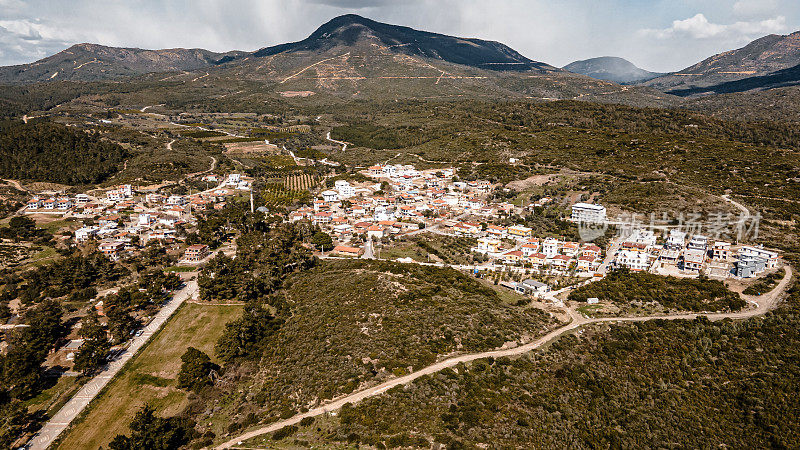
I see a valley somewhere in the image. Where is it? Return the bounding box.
[0,10,799,450]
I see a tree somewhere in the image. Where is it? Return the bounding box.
[311,231,333,252]
[177,347,220,392]
[73,312,110,375]
[109,405,194,450]
[1,299,67,398]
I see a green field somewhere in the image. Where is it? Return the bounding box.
[58,302,243,450]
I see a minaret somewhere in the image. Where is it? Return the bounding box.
[250,188,254,214]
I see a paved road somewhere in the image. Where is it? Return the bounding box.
[218,266,793,448]
[25,280,199,450]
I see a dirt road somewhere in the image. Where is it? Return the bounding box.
[218,266,793,448]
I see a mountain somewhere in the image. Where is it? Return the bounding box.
[668,62,800,97]
[643,31,800,93]
[0,14,679,108]
[190,14,678,105]
[563,57,664,84]
[0,43,244,83]
[226,14,555,72]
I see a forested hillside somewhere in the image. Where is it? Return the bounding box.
[277,285,800,449]
[0,120,128,185]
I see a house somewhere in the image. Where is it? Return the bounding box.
[485,225,507,239]
[735,256,767,278]
[571,203,606,223]
[515,279,550,297]
[577,255,599,272]
[476,237,501,254]
[26,198,42,209]
[683,248,706,272]
[507,225,532,240]
[561,242,580,257]
[98,241,125,260]
[367,225,385,239]
[581,244,601,258]
[184,244,210,262]
[621,242,648,253]
[626,229,657,248]
[75,194,90,205]
[542,237,559,257]
[687,235,708,251]
[521,242,540,257]
[615,249,649,271]
[146,193,164,204]
[321,190,339,202]
[665,230,686,250]
[98,215,120,227]
[56,197,74,209]
[528,252,548,268]
[453,222,480,236]
[167,195,186,206]
[502,250,523,265]
[313,212,333,225]
[75,226,99,242]
[712,241,731,260]
[332,245,364,257]
[335,180,356,199]
[738,246,779,269]
[147,228,177,241]
[659,248,681,264]
[550,254,572,270]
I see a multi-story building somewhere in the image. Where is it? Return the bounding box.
[184,244,210,262]
[683,248,706,272]
[571,203,606,223]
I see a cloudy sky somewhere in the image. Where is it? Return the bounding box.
[1,0,798,72]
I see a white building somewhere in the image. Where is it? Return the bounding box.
[542,237,560,258]
[687,235,708,251]
[626,229,657,248]
[75,194,90,205]
[321,190,339,202]
[665,230,686,250]
[615,249,650,271]
[167,195,186,206]
[571,203,606,223]
[335,180,356,199]
[739,246,779,269]
[476,237,501,254]
[75,226,99,242]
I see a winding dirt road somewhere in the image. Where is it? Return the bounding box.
[218,265,793,448]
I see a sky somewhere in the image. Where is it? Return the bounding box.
[0,0,798,72]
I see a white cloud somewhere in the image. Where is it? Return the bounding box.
[640,13,787,40]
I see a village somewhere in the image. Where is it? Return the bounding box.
[18,162,782,304]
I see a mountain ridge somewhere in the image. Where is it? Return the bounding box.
[643,30,800,92]
[563,56,663,84]
[238,14,556,72]
[0,43,245,83]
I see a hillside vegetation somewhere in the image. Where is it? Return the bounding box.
[568,269,746,312]
[274,285,800,449]
[0,120,128,185]
[192,257,555,443]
